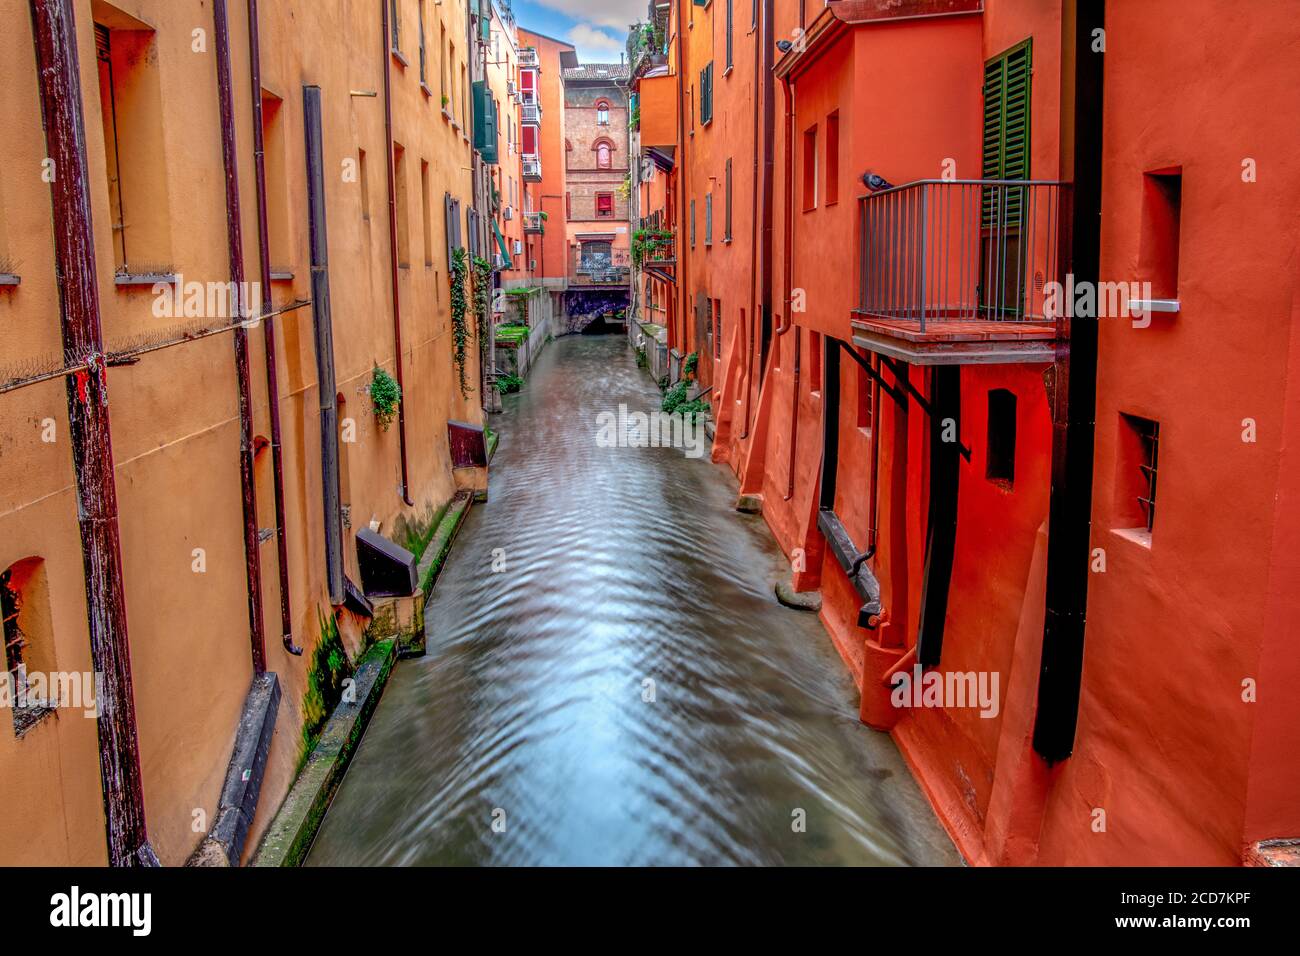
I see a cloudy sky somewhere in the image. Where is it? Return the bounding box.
[510,0,644,65]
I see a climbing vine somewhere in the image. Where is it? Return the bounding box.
[451,247,471,396]
[472,254,492,357]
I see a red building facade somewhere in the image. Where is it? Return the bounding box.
[629,0,1300,865]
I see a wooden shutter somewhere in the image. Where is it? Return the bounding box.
[444,192,455,270]
[982,40,1031,226]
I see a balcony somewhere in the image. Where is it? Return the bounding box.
[522,157,541,182]
[521,102,542,126]
[852,180,1070,364]
[519,47,539,69]
[632,227,676,285]
[523,211,545,234]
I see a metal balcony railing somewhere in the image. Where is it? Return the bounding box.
[523,211,544,233]
[521,103,541,126]
[519,47,539,68]
[522,157,541,181]
[857,180,1070,330]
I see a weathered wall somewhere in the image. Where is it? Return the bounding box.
[0,0,479,865]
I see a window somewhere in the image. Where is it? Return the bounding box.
[825,111,840,205]
[726,0,734,71]
[581,241,612,272]
[986,389,1017,486]
[690,199,696,247]
[95,21,170,274]
[1115,414,1160,542]
[390,0,401,51]
[713,299,723,360]
[699,63,714,125]
[856,349,876,434]
[445,192,463,270]
[358,148,371,220]
[724,158,733,241]
[418,1,427,85]
[440,24,448,103]
[260,91,291,268]
[704,193,712,246]
[808,331,822,392]
[802,124,818,211]
[596,100,610,125]
[566,191,572,219]
[1139,168,1182,299]
[2,558,55,737]
[421,161,433,266]
[596,192,614,218]
[394,143,410,267]
[596,141,612,169]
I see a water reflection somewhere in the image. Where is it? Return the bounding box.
[306,335,958,866]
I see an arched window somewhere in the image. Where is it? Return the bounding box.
[596,142,612,170]
[595,100,610,125]
[2,558,55,736]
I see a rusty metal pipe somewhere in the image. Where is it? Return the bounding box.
[248,0,301,656]
[214,0,268,674]
[381,0,415,506]
[28,0,154,867]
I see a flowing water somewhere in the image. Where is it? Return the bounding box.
[306,334,958,866]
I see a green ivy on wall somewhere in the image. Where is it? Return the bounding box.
[451,247,471,397]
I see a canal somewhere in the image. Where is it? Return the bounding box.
[306,334,958,866]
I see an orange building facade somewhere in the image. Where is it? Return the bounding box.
[631,0,1300,865]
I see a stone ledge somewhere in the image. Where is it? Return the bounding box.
[250,638,397,867]
[404,490,473,657]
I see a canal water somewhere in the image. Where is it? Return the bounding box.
[306,334,958,866]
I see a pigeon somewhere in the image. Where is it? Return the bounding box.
[862,171,896,192]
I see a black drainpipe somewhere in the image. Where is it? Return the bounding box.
[247,0,301,656]
[916,364,961,667]
[304,86,346,604]
[213,0,267,674]
[28,0,154,867]
[1033,0,1106,763]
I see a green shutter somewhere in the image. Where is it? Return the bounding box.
[982,40,1031,226]
[473,81,498,164]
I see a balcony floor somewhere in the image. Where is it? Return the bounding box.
[851,312,1058,365]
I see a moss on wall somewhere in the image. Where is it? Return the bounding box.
[299,611,355,769]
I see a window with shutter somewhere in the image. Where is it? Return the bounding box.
[982,39,1031,225]
[700,63,714,126]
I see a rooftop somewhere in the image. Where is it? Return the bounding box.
[562,63,631,81]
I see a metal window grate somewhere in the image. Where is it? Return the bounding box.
[1136,418,1160,533]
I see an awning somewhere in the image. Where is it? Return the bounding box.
[492,218,512,269]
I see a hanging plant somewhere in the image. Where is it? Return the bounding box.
[369,365,401,431]
[450,246,471,397]
[683,351,699,381]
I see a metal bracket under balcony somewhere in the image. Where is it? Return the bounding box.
[853,179,1069,365]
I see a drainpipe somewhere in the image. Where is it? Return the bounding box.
[740,1,763,439]
[28,0,154,867]
[247,0,301,656]
[381,0,415,506]
[674,0,689,359]
[304,86,345,605]
[1033,0,1106,763]
[779,74,799,501]
[758,0,776,381]
[214,0,268,674]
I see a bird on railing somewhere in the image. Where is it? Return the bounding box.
[861,171,896,193]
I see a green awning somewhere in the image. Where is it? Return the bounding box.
[492,218,512,269]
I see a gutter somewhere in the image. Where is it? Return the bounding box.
[214,0,268,674]
[248,0,302,656]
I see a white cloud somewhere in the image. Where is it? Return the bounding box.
[534,0,645,32]
[568,22,624,60]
